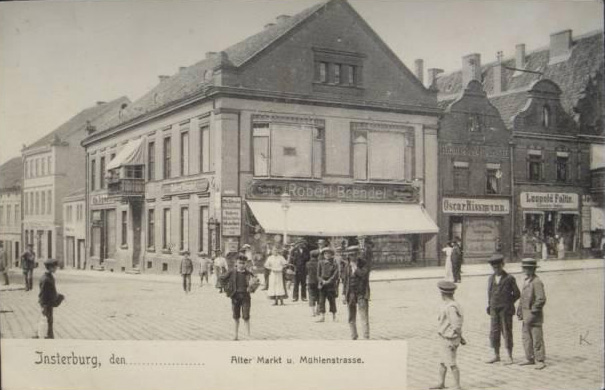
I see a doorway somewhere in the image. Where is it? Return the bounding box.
[131,202,142,269]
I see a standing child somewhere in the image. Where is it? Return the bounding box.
[431,280,464,390]
[214,249,228,293]
[220,256,255,341]
[198,253,211,287]
[306,249,320,316]
[342,246,370,340]
[37,259,64,339]
[180,251,193,293]
[316,247,339,322]
[264,246,288,306]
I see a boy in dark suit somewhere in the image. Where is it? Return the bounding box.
[221,256,255,341]
[342,246,370,340]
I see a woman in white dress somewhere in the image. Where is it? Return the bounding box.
[441,242,454,282]
[264,246,288,306]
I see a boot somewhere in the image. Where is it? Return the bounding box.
[349,323,358,340]
[316,313,325,323]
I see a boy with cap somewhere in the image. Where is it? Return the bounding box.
[486,253,520,365]
[306,249,320,316]
[198,253,211,287]
[220,255,255,340]
[180,251,193,293]
[517,258,547,370]
[38,259,64,339]
[431,280,464,390]
[342,246,370,340]
[21,244,36,291]
[316,247,339,322]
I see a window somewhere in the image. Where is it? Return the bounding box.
[41,158,46,176]
[35,192,39,215]
[47,190,52,215]
[14,205,19,223]
[528,151,543,181]
[29,193,34,216]
[148,209,155,249]
[345,64,356,85]
[486,164,501,194]
[180,207,189,251]
[35,159,39,177]
[556,153,569,182]
[453,162,470,194]
[200,125,211,173]
[333,64,341,84]
[0,207,3,226]
[468,114,481,132]
[66,205,72,223]
[47,231,52,258]
[100,157,106,189]
[180,131,189,176]
[199,205,209,253]
[162,208,171,250]
[41,192,46,215]
[163,137,171,179]
[352,129,410,181]
[148,141,155,181]
[542,105,550,127]
[47,156,52,174]
[121,210,128,246]
[252,121,324,179]
[319,62,328,83]
[91,159,96,191]
[6,205,11,225]
[24,195,28,216]
[124,166,143,179]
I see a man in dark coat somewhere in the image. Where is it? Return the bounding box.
[21,244,36,291]
[517,258,547,370]
[342,246,370,340]
[486,254,520,365]
[452,238,463,283]
[289,240,309,302]
[38,258,64,339]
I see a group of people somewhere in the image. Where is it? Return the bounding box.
[442,238,463,283]
[178,249,230,293]
[431,254,547,390]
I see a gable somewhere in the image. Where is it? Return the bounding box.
[232,0,436,110]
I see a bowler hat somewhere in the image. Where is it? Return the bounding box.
[320,247,334,255]
[310,249,320,257]
[44,258,59,266]
[345,245,360,253]
[437,280,457,293]
[488,254,504,264]
[521,258,539,268]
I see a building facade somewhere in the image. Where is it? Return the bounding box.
[0,157,22,267]
[82,0,442,274]
[22,98,129,267]
[63,189,86,269]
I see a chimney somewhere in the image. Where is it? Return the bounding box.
[462,53,481,87]
[158,75,169,82]
[205,51,217,59]
[264,23,276,29]
[414,59,424,85]
[493,51,506,95]
[276,14,291,23]
[549,30,572,63]
[427,68,444,90]
[515,44,526,69]
[96,101,106,106]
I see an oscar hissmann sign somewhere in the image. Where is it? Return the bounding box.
[442,198,510,215]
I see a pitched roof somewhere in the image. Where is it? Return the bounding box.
[435,30,604,120]
[98,1,329,132]
[25,96,130,151]
[0,156,23,191]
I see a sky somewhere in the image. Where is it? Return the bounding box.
[0,0,602,166]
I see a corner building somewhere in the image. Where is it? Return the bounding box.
[82,0,442,274]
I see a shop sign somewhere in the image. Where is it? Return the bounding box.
[439,144,509,159]
[442,198,510,215]
[91,194,117,206]
[520,192,578,209]
[247,181,417,203]
[162,178,209,196]
[222,197,242,236]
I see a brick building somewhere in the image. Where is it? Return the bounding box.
[0,157,23,267]
[432,29,604,260]
[22,97,129,267]
[82,0,442,274]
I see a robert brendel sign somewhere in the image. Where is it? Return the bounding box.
[442,197,510,215]
[520,192,578,209]
[162,178,209,196]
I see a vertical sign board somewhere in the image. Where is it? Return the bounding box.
[222,197,242,237]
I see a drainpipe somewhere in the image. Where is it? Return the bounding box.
[509,139,516,262]
[84,151,89,270]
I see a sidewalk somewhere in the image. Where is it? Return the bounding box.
[1,258,602,290]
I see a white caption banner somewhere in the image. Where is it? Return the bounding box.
[1,339,407,390]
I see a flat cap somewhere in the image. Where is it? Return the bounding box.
[240,244,251,250]
[344,245,361,253]
[320,247,335,255]
[487,254,504,264]
[521,258,539,268]
[44,258,59,266]
[437,280,457,293]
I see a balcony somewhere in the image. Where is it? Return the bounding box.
[590,167,605,194]
[107,178,145,199]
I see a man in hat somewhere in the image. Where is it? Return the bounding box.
[38,258,64,339]
[431,280,464,390]
[180,251,193,293]
[316,247,339,322]
[486,254,520,365]
[342,246,370,340]
[517,258,547,370]
[306,249,320,316]
[289,239,309,302]
[21,244,36,291]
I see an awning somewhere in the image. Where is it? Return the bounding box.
[105,138,144,172]
[591,207,605,230]
[247,201,439,236]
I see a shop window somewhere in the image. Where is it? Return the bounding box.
[252,121,323,179]
[453,162,470,194]
[353,130,408,182]
[180,131,189,176]
[121,210,128,247]
[147,209,155,249]
[527,152,543,181]
[148,141,155,181]
[91,159,96,191]
[556,154,569,182]
[199,206,209,253]
[163,137,171,179]
[180,207,189,251]
[200,125,211,173]
[100,157,106,189]
[162,208,171,250]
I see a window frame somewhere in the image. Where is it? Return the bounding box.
[199,124,211,173]
[163,136,171,180]
[556,154,569,182]
[179,206,189,252]
[91,159,97,191]
[453,161,470,195]
[527,151,543,181]
[147,208,155,250]
[148,141,155,181]
[121,210,128,247]
[180,130,189,177]
[162,208,171,251]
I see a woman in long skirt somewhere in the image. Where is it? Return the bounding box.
[264,247,288,305]
[441,242,454,282]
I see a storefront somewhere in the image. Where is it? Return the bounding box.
[243,180,438,268]
[440,197,511,263]
[519,191,581,258]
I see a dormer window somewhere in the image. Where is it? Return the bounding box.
[542,105,551,127]
[313,48,364,89]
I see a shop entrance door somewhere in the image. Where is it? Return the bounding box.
[131,202,142,269]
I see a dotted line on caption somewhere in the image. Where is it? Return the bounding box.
[125,363,204,366]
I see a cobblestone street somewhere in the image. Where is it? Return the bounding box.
[1,267,602,390]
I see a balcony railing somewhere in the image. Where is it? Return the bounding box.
[590,167,605,194]
[107,178,145,197]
